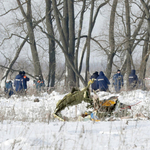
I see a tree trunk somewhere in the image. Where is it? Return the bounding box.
[106,0,118,79]
[120,12,145,76]
[62,0,69,88]
[67,0,76,88]
[75,0,86,87]
[17,0,43,78]
[52,0,87,86]
[139,0,150,88]
[125,0,131,88]
[45,0,56,88]
[139,33,149,80]
[85,0,94,83]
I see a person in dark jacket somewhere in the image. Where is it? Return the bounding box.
[22,71,30,94]
[5,80,14,98]
[14,71,23,94]
[90,71,99,91]
[113,69,124,93]
[33,75,45,92]
[96,71,110,91]
[129,69,138,90]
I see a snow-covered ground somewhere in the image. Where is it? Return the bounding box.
[0,89,150,150]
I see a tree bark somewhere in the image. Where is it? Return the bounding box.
[67,0,76,88]
[106,0,118,79]
[75,0,86,87]
[139,33,149,80]
[125,0,132,88]
[85,0,94,83]
[17,0,43,78]
[45,0,56,88]
[52,0,87,86]
[139,0,150,87]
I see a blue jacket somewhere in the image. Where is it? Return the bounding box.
[129,70,138,86]
[14,74,23,92]
[5,81,13,96]
[113,73,124,87]
[90,72,99,91]
[96,71,110,91]
[22,75,30,90]
[34,79,45,91]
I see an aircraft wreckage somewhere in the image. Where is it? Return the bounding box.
[53,79,135,121]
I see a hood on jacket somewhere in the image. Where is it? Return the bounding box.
[130,69,136,75]
[99,71,104,76]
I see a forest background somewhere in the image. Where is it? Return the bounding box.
[0,0,150,91]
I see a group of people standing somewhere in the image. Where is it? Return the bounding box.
[90,71,110,92]
[5,71,30,97]
[90,69,138,93]
[4,71,30,98]
[4,71,45,98]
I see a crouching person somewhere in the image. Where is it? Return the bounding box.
[5,80,14,98]
[33,76,45,93]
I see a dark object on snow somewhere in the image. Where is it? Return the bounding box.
[34,98,40,102]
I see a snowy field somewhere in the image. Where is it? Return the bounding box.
[0,89,150,150]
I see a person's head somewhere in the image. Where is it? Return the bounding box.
[94,71,98,74]
[93,71,98,76]
[117,69,121,74]
[99,71,104,76]
[22,71,25,75]
[19,71,22,75]
[131,69,136,75]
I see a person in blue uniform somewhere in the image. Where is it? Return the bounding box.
[90,71,99,91]
[113,69,124,93]
[129,69,138,90]
[96,71,110,92]
[22,71,30,94]
[14,71,23,94]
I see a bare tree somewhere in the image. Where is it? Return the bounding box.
[1,35,28,81]
[75,0,86,87]
[85,0,94,83]
[105,0,118,79]
[17,0,43,78]
[45,0,56,88]
[81,0,110,83]
[139,0,150,88]
[124,0,132,88]
[51,0,87,86]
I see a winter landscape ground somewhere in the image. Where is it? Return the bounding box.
[0,81,150,150]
